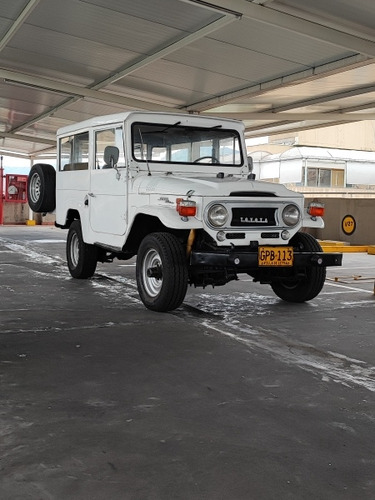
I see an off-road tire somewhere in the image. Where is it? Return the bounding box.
[27,163,56,213]
[66,220,98,279]
[271,232,326,302]
[136,232,188,312]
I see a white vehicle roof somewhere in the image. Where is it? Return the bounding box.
[56,111,244,137]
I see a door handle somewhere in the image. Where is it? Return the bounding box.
[84,193,94,206]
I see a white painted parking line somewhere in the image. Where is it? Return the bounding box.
[28,239,66,243]
[201,319,375,393]
[324,281,372,293]
[320,290,365,295]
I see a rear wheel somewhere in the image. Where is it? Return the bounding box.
[271,232,326,302]
[66,220,98,278]
[136,232,188,312]
[27,163,56,212]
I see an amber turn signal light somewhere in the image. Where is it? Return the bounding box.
[308,202,325,217]
[176,198,197,217]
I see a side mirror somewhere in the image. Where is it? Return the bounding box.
[247,155,256,180]
[247,155,253,172]
[103,146,120,168]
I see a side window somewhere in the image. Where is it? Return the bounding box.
[59,132,89,171]
[95,127,125,169]
[60,137,72,171]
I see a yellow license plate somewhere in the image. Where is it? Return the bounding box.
[258,246,293,267]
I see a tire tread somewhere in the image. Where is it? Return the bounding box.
[67,220,97,279]
[271,232,326,302]
[136,232,188,312]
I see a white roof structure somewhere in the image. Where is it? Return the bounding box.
[252,146,375,185]
[1,0,375,158]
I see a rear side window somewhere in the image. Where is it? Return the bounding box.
[59,132,89,171]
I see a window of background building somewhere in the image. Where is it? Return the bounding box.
[303,166,344,187]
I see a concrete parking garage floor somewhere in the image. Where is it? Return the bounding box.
[1,225,375,500]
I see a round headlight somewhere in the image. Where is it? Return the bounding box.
[282,204,300,227]
[207,204,229,227]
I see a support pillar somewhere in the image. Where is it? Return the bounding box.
[0,156,4,225]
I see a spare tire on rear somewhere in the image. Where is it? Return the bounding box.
[27,163,56,213]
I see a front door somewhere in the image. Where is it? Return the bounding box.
[89,126,127,236]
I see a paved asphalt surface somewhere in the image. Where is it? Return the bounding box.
[0,225,375,499]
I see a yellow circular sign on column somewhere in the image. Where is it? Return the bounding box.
[342,215,356,235]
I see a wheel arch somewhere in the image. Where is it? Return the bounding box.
[124,213,190,254]
[55,209,81,229]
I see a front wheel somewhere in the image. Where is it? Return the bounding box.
[136,232,188,312]
[66,220,98,279]
[271,232,326,302]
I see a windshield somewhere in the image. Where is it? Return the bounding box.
[132,121,243,166]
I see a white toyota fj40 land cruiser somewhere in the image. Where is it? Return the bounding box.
[28,111,342,312]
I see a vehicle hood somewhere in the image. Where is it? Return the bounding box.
[133,174,301,198]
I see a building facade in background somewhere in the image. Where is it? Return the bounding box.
[247,121,375,244]
[248,121,375,191]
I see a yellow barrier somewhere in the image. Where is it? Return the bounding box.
[319,240,375,254]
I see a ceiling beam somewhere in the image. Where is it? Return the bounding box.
[267,3,375,44]
[0,0,40,52]
[94,14,238,88]
[9,96,79,134]
[0,69,175,112]
[270,85,375,113]
[186,54,370,112]
[244,119,363,138]
[9,13,238,135]
[0,131,55,146]
[207,112,375,121]
[194,0,375,57]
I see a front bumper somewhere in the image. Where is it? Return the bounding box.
[190,249,342,269]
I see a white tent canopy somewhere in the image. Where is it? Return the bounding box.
[252,146,375,185]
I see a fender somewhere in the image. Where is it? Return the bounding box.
[128,204,202,230]
[301,211,325,228]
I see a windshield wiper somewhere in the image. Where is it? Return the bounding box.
[160,121,181,133]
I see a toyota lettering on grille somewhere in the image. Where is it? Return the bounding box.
[240,216,268,224]
[231,207,276,227]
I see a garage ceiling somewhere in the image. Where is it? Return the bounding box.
[1,0,375,158]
